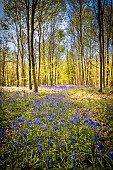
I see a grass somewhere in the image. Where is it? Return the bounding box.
[0,86,113,170]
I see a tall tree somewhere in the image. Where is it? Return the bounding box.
[31,0,38,92]
[25,0,32,89]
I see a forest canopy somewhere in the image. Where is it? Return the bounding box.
[0,0,113,92]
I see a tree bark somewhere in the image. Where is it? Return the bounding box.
[31,0,38,92]
[16,53,19,87]
[25,0,32,90]
[98,0,103,92]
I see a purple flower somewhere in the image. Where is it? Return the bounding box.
[32,105,36,110]
[48,136,53,143]
[26,120,32,126]
[51,126,57,131]
[38,145,46,152]
[23,141,27,146]
[35,100,40,104]
[72,163,77,168]
[47,156,51,164]
[34,119,42,126]
[12,121,16,126]
[71,152,76,160]
[24,128,28,134]
[33,137,40,144]
[17,118,25,123]
[108,151,113,158]
[105,122,109,127]
[94,133,99,140]
[93,121,100,127]
[20,130,28,138]
[96,144,105,152]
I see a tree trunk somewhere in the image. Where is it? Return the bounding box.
[2,50,5,86]
[25,0,32,90]
[111,31,113,87]
[38,22,41,86]
[79,0,84,85]
[42,26,46,85]
[98,0,103,92]
[31,0,38,92]
[16,53,19,87]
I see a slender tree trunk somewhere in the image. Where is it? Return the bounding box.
[25,0,32,89]
[16,53,19,87]
[49,39,52,86]
[2,50,5,86]
[98,0,103,92]
[31,0,38,92]
[42,26,46,85]
[66,50,70,84]
[89,41,92,86]
[106,35,110,86]
[111,31,113,87]
[38,22,41,86]
[79,0,84,85]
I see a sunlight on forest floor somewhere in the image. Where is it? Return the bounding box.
[1,85,113,101]
[69,91,113,101]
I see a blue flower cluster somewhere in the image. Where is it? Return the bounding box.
[0,89,113,169]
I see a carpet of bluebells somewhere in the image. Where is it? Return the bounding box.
[0,85,113,170]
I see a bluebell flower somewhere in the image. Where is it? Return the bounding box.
[47,156,51,164]
[32,105,36,110]
[23,141,27,146]
[105,122,109,127]
[17,118,25,123]
[51,126,57,131]
[12,121,16,126]
[48,136,53,143]
[96,144,105,152]
[72,163,77,168]
[107,151,113,158]
[45,96,49,100]
[53,121,58,125]
[7,137,11,142]
[58,143,62,148]
[71,152,76,160]
[26,120,32,126]
[12,142,18,150]
[35,100,40,104]
[34,119,42,126]
[76,108,79,114]
[58,135,62,139]
[93,121,100,127]
[33,137,40,144]
[38,145,46,152]
[61,119,66,124]
[20,130,27,138]
[94,133,99,140]
[38,107,41,111]
[24,128,28,134]
[48,118,53,122]
[84,118,93,125]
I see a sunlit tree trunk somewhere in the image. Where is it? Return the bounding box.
[79,0,84,85]
[42,26,46,85]
[38,22,41,86]
[25,0,32,90]
[16,53,19,87]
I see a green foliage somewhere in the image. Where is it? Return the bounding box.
[0,87,113,169]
